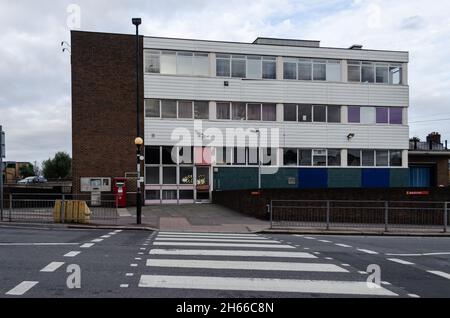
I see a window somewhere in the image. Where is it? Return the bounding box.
[247,104,261,121]
[283,59,297,79]
[284,104,297,121]
[178,146,193,164]
[299,149,312,166]
[313,105,326,122]
[298,60,312,80]
[262,57,276,79]
[361,62,375,83]
[298,105,312,122]
[376,107,389,124]
[162,190,177,200]
[362,150,375,166]
[216,55,231,77]
[247,148,259,165]
[348,61,361,82]
[247,56,262,79]
[262,104,276,121]
[145,167,160,184]
[327,106,341,123]
[145,190,160,200]
[389,108,403,124]
[217,102,231,120]
[313,60,326,81]
[390,150,402,167]
[177,52,193,75]
[162,146,176,165]
[179,167,194,184]
[178,101,193,119]
[232,103,246,120]
[231,55,246,78]
[163,167,177,184]
[327,149,341,166]
[145,99,160,118]
[376,65,389,84]
[160,51,177,74]
[145,146,160,164]
[284,149,297,166]
[326,61,341,81]
[389,66,402,85]
[215,147,232,165]
[348,106,361,123]
[145,50,160,73]
[194,101,209,119]
[161,100,177,118]
[376,150,389,166]
[233,147,246,165]
[262,148,277,166]
[193,53,209,76]
[348,149,361,166]
[179,190,194,200]
[313,149,327,166]
[361,107,376,124]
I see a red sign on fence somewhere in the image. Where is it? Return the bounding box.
[406,191,430,196]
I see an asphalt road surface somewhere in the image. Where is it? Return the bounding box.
[1,225,449,298]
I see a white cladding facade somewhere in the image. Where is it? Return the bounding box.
[142,36,410,203]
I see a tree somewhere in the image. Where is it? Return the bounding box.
[19,164,34,178]
[42,152,72,179]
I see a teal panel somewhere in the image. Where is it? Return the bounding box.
[213,167,258,191]
[390,168,410,188]
[328,169,361,188]
[261,168,298,189]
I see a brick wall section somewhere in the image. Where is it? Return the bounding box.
[71,31,144,202]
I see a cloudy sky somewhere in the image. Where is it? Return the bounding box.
[1,0,450,165]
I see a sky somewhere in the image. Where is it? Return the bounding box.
[1,0,450,165]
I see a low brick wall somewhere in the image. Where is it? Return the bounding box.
[212,188,450,220]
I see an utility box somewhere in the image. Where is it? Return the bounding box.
[113,178,127,208]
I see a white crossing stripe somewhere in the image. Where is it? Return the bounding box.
[149,249,317,259]
[114,230,122,233]
[357,249,379,255]
[101,235,111,239]
[319,240,332,243]
[335,244,352,248]
[64,251,81,257]
[387,258,415,265]
[155,237,280,244]
[6,281,39,296]
[153,242,295,249]
[91,239,103,243]
[40,262,65,272]
[158,234,267,240]
[159,232,259,237]
[147,259,348,273]
[80,243,95,248]
[138,275,398,296]
[427,270,450,280]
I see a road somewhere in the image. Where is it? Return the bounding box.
[0,225,449,298]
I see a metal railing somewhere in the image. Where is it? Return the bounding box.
[270,200,449,233]
[0,193,119,225]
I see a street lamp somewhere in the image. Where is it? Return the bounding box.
[132,18,142,224]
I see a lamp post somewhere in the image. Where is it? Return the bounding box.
[132,18,142,224]
[251,129,261,189]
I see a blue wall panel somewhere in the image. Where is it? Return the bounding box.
[298,169,328,189]
[362,169,390,188]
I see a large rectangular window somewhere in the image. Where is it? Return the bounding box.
[376,150,389,167]
[179,167,194,184]
[361,62,375,83]
[145,146,160,165]
[247,56,262,79]
[390,150,402,167]
[313,105,326,122]
[326,61,341,81]
[231,55,246,78]
[389,66,402,85]
[262,57,277,79]
[145,99,160,118]
[145,50,209,76]
[217,55,276,79]
[362,150,375,166]
[162,167,177,184]
[298,60,312,80]
[160,51,177,75]
[177,52,193,75]
[299,149,312,166]
[389,108,403,124]
[313,149,327,166]
[216,54,231,77]
[313,60,327,81]
[376,107,389,124]
[348,61,361,82]
[284,104,297,121]
[348,149,361,166]
[298,105,312,122]
[361,107,376,124]
[145,167,160,184]
[178,101,193,119]
[162,146,177,165]
[327,149,341,166]
[217,102,231,120]
[194,101,209,119]
[145,50,160,73]
[284,149,298,166]
[161,100,177,119]
[283,59,297,80]
[327,106,341,123]
[376,65,389,84]
[193,53,209,76]
[247,103,261,121]
[348,106,361,123]
[232,103,246,120]
[348,61,403,85]
[262,104,276,121]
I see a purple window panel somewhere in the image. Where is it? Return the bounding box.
[348,106,360,123]
[389,108,403,124]
[376,107,389,124]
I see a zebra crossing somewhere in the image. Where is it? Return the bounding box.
[138,231,399,297]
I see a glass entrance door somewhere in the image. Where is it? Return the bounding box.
[195,166,211,202]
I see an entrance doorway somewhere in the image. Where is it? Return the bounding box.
[195,166,211,203]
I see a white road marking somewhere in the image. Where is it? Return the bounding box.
[120,284,129,288]
[0,243,79,246]
[130,264,138,267]
[6,281,39,296]
[135,257,142,260]
[80,243,94,248]
[381,281,392,286]
[357,249,379,255]
[385,252,450,257]
[138,252,144,255]
[153,242,295,249]
[335,243,352,248]
[108,232,117,235]
[408,294,420,298]
[387,258,415,265]
[40,262,65,272]
[114,230,122,233]
[427,270,450,280]
[147,259,348,273]
[64,251,81,257]
[313,252,321,255]
[159,231,259,237]
[138,275,398,296]
[101,235,111,239]
[325,257,333,260]
[140,247,146,250]
[303,237,316,240]
[341,264,351,267]
[304,248,310,250]
[319,240,332,243]
[358,271,367,275]
[149,249,317,259]
[91,239,103,243]
[126,273,134,277]
[158,234,267,240]
[155,237,281,244]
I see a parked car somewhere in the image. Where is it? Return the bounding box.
[17,176,48,184]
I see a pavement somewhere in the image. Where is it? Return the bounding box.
[1,226,450,298]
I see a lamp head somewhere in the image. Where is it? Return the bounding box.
[134,137,144,146]
[132,18,142,26]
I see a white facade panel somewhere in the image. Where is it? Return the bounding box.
[144,75,409,107]
[144,37,409,63]
[144,119,409,150]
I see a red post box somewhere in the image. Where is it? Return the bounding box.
[113,178,127,208]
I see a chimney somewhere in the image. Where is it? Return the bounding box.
[426,132,441,145]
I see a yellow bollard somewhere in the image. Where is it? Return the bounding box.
[53,200,62,223]
[65,200,73,223]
